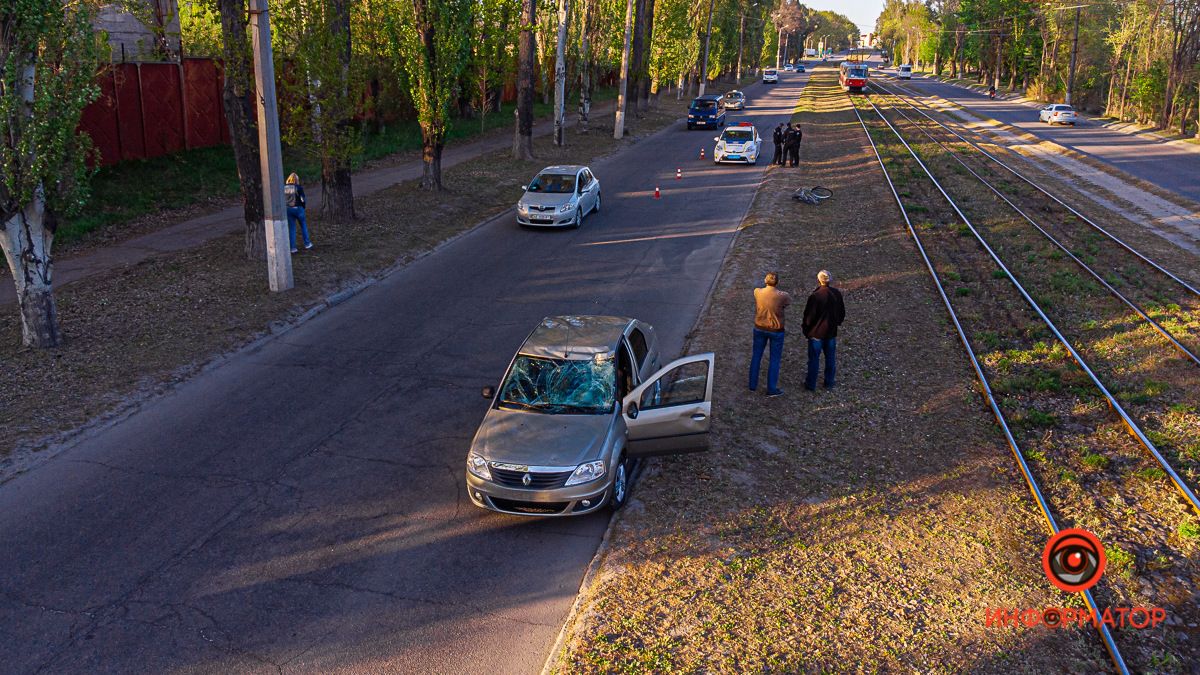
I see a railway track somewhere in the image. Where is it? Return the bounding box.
[848,86,1200,672]
[862,82,1200,514]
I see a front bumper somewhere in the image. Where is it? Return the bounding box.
[466,471,610,517]
[517,211,575,226]
[715,149,756,164]
[688,118,721,128]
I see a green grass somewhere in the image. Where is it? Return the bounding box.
[1135,466,1167,482]
[1180,521,1200,539]
[1080,453,1110,471]
[62,87,619,246]
[1107,545,1136,578]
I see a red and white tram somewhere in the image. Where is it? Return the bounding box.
[839,61,869,93]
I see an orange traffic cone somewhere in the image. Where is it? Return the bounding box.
[699,148,705,160]
[676,168,682,179]
[654,186,661,199]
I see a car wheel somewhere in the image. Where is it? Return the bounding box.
[609,455,630,511]
[594,191,601,213]
[572,208,582,228]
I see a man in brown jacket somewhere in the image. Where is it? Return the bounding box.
[802,269,846,390]
[749,272,790,396]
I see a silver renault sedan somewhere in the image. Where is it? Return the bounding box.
[515,165,601,228]
[466,315,715,517]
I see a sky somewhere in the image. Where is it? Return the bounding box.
[806,0,884,38]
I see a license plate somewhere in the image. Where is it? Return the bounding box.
[728,155,741,159]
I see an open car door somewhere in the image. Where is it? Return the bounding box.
[621,353,714,458]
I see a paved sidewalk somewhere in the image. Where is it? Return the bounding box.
[0,102,617,306]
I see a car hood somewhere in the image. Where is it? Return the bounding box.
[520,192,574,208]
[470,408,616,467]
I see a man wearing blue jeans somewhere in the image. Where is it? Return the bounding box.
[802,269,846,391]
[749,272,791,397]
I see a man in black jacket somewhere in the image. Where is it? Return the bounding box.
[801,269,845,390]
[772,123,785,165]
[787,123,803,167]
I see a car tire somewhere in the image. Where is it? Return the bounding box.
[609,455,630,511]
[572,208,582,228]
[593,191,601,214]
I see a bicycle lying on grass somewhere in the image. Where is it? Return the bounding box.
[792,186,833,205]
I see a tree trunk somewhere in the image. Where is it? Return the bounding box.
[420,130,444,190]
[577,0,591,131]
[217,0,266,261]
[637,0,656,109]
[553,0,568,145]
[628,0,646,116]
[2,198,60,348]
[514,0,536,159]
[322,0,355,222]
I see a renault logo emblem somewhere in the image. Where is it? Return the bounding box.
[522,473,532,486]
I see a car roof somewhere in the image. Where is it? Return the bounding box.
[520,315,635,359]
[693,94,723,101]
[537,165,587,174]
[725,90,743,95]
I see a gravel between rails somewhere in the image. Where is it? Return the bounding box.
[550,68,1106,673]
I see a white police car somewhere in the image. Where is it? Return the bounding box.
[713,122,761,164]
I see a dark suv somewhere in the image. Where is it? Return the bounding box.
[687,94,726,129]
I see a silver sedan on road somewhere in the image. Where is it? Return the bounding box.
[515,165,601,228]
[466,315,715,517]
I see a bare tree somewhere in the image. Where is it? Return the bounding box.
[216,0,267,260]
[553,0,569,145]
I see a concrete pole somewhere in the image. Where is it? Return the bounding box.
[1066,6,1081,106]
[614,0,634,139]
[248,0,292,292]
[698,0,716,96]
[776,27,782,68]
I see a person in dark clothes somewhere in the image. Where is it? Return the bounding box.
[787,123,802,167]
[284,172,313,253]
[772,123,785,166]
[802,269,846,390]
[781,123,796,167]
[749,272,791,397]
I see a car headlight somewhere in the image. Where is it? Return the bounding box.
[558,201,575,213]
[517,203,528,214]
[467,452,491,480]
[564,460,606,486]
[688,114,695,118]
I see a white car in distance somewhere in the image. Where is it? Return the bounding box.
[762,69,778,84]
[898,64,913,79]
[1039,104,1078,126]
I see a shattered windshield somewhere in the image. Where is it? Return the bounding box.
[498,355,616,414]
[527,173,576,194]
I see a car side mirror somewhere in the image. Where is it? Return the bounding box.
[713,137,720,142]
[482,386,496,399]
[625,401,639,419]
[519,185,527,191]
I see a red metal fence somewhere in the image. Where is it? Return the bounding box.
[79,59,230,166]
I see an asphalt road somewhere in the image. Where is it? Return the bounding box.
[0,73,810,673]
[883,73,1200,203]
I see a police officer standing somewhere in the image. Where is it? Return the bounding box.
[772,123,785,166]
[787,123,803,167]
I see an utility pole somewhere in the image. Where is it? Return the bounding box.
[698,0,716,95]
[776,27,783,68]
[1066,5,1081,105]
[614,0,634,139]
[248,0,292,292]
